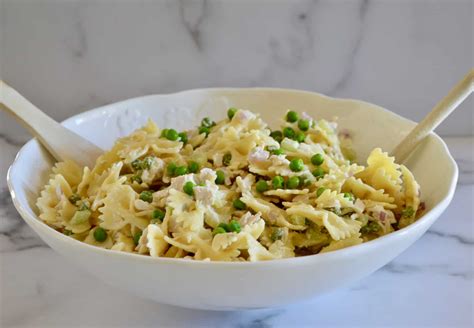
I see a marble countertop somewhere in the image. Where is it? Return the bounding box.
[0,137,472,327]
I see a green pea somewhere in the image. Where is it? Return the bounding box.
[178,132,188,144]
[188,161,200,173]
[343,192,355,202]
[312,167,326,179]
[213,226,227,235]
[151,209,165,221]
[286,110,299,123]
[160,129,169,138]
[201,117,216,128]
[311,153,324,166]
[68,194,81,205]
[215,170,225,185]
[266,146,284,156]
[93,227,107,242]
[223,153,232,166]
[167,162,177,176]
[316,187,326,198]
[227,107,238,120]
[77,201,90,211]
[283,127,296,139]
[199,126,210,136]
[270,227,284,241]
[130,175,142,184]
[256,180,269,193]
[233,199,247,210]
[166,129,179,141]
[174,166,188,176]
[139,190,153,203]
[131,159,142,171]
[227,219,241,233]
[133,231,142,245]
[217,222,229,231]
[289,158,304,172]
[272,176,285,189]
[361,221,380,234]
[272,148,284,155]
[270,130,283,143]
[298,119,310,131]
[287,176,300,189]
[183,181,195,196]
[295,131,305,143]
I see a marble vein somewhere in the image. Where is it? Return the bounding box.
[179,0,208,51]
[426,229,474,246]
[328,0,369,95]
[0,188,46,253]
[382,262,473,281]
[0,132,26,147]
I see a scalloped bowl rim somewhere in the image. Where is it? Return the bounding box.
[7,87,458,268]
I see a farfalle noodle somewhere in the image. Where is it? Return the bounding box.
[36,109,422,261]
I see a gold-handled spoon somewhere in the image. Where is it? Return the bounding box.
[0,81,103,167]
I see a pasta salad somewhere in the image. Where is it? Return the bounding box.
[36,108,422,261]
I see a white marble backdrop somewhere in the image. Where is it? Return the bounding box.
[1,0,473,142]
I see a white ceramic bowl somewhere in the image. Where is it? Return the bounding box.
[7,88,458,310]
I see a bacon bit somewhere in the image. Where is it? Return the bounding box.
[379,211,386,221]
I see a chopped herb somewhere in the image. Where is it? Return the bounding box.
[402,206,415,218]
[68,194,81,205]
[270,227,284,241]
[223,153,232,166]
[361,221,380,234]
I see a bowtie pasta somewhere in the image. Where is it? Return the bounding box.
[36,109,423,261]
